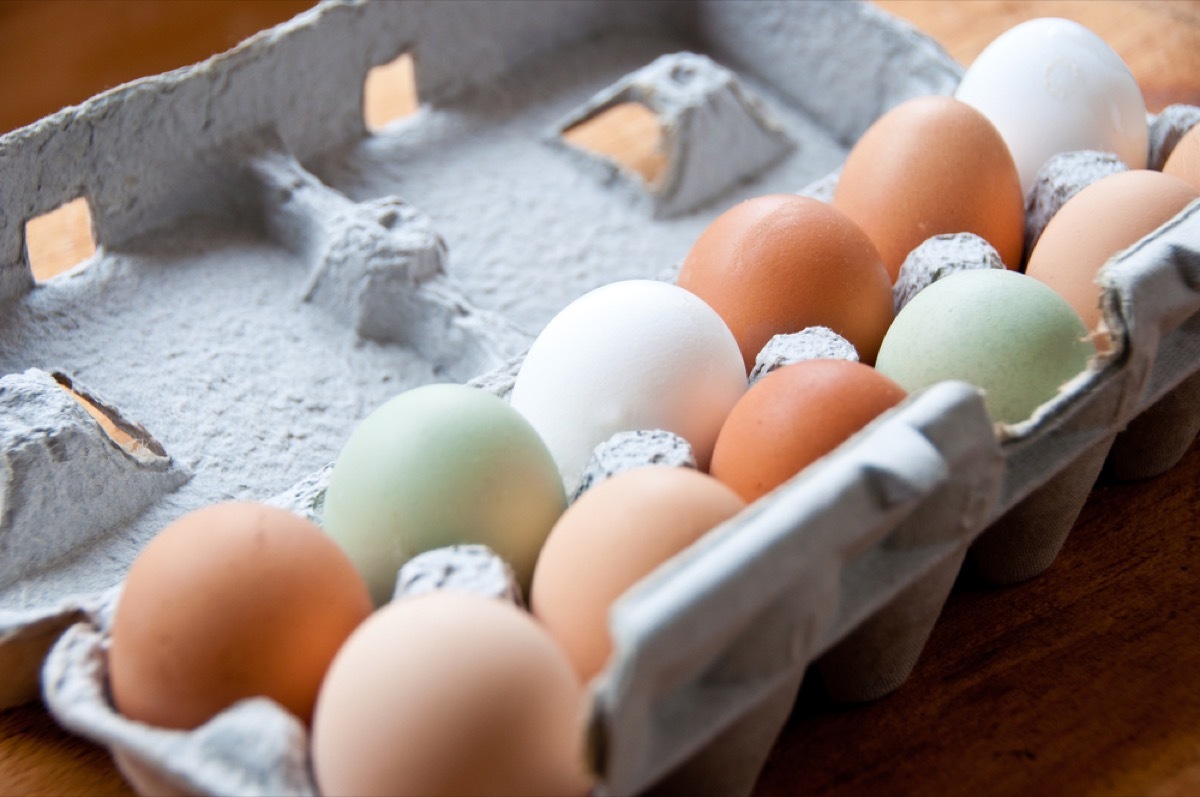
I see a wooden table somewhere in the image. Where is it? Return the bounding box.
[2,2,1199,795]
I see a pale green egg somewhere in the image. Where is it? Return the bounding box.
[875,269,1096,425]
[322,383,566,605]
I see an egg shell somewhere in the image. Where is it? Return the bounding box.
[530,466,745,683]
[832,95,1025,278]
[1024,150,1127,258]
[953,17,1148,194]
[322,383,566,606]
[510,279,747,490]
[311,592,593,797]
[107,502,373,730]
[675,194,894,369]
[875,269,1096,425]
[1163,123,1200,192]
[710,359,907,503]
[1025,170,1200,332]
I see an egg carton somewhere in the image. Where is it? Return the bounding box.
[0,0,1193,794]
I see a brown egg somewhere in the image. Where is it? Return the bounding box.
[1025,169,1199,332]
[832,95,1025,279]
[530,466,745,683]
[1163,124,1200,192]
[710,359,907,503]
[312,592,593,797]
[676,194,894,370]
[108,502,373,730]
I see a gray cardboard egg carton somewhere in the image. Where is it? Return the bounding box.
[0,0,1197,794]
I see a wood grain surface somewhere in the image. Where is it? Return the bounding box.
[1,2,1198,796]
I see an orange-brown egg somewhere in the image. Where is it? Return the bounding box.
[710,359,907,503]
[1163,124,1200,192]
[832,95,1025,279]
[1025,169,1199,332]
[108,502,373,729]
[530,466,745,683]
[676,194,893,370]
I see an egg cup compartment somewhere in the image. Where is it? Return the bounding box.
[971,433,1117,584]
[1100,204,1200,482]
[11,1,1200,797]
[961,354,1127,586]
[1148,104,1200,172]
[1106,367,1200,480]
[1097,199,1200,476]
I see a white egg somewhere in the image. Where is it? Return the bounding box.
[511,279,746,491]
[954,17,1148,195]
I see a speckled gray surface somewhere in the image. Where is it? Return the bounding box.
[892,233,1005,314]
[8,1,1200,796]
[393,544,524,606]
[748,327,859,385]
[572,429,698,501]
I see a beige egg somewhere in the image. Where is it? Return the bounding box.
[530,466,745,683]
[108,502,373,730]
[312,592,593,797]
[1025,170,1199,332]
[1163,123,1200,192]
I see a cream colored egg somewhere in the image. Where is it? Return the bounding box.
[530,466,745,683]
[1163,123,1200,192]
[1025,170,1199,332]
[312,592,593,797]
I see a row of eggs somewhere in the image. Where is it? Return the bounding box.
[102,17,1200,797]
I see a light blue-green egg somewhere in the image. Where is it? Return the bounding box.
[322,384,566,605]
[875,269,1096,425]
